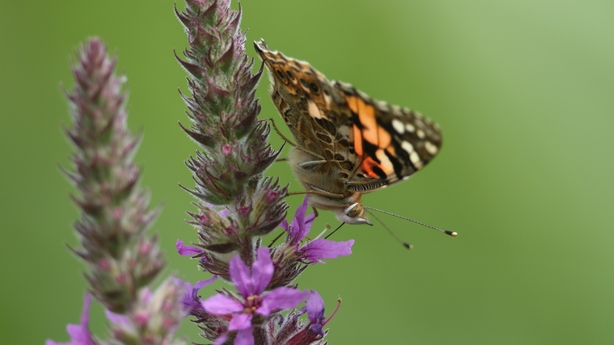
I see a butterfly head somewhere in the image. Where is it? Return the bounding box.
[336,202,373,226]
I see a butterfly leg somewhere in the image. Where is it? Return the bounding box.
[264,118,326,160]
[298,160,327,169]
[264,117,298,147]
[287,190,346,199]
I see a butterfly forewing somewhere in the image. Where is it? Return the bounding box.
[254,39,442,222]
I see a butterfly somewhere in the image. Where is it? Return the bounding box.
[255,39,442,225]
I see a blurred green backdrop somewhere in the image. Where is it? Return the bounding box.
[2,0,614,344]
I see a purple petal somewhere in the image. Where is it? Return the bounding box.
[294,212,316,242]
[282,196,317,244]
[230,254,253,297]
[140,287,152,304]
[47,294,96,345]
[310,323,324,336]
[213,333,228,345]
[65,324,94,345]
[302,239,354,263]
[291,196,309,235]
[174,276,217,313]
[175,239,204,256]
[228,312,252,331]
[202,293,244,315]
[306,290,325,326]
[280,218,289,231]
[194,276,218,291]
[235,328,255,345]
[105,310,130,326]
[257,287,308,316]
[251,247,274,295]
[79,294,92,327]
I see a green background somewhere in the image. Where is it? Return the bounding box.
[2,0,614,344]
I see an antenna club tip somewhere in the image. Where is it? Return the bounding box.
[402,243,413,250]
[445,230,458,237]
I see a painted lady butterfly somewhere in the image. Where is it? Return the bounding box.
[255,39,442,226]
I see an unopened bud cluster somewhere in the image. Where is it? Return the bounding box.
[175,0,287,270]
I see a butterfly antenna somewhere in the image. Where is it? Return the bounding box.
[364,206,457,237]
[365,209,413,250]
[324,222,346,240]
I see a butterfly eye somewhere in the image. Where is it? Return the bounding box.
[309,82,320,94]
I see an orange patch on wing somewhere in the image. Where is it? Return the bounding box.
[353,125,363,157]
[377,125,391,148]
[360,156,381,178]
[346,96,359,113]
[356,100,377,145]
[386,145,396,157]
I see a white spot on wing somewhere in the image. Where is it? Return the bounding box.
[405,123,415,133]
[401,141,414,154]
[410,151,423,169]
[375,149,393,174]
[324,93,332,106]
[425,141,438,155]
[392,119,405,134]
[417,129,425,139]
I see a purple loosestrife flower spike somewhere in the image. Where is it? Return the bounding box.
[46,294,97,345]
[271,196,355,287]
[202,247,308,345]
[63,38,165,313]
[176,0,288,270]
[175,1,349,343]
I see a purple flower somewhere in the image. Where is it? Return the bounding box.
[280,196,316,244]
[46,294,96,345]
[202,247,308,345]
[306,291,326,336]
[174,276,217,316]
[281,196,354,263]
[175,239,204,257]
[285,291,341,345]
